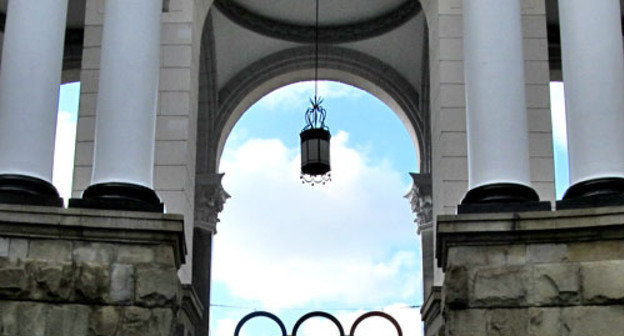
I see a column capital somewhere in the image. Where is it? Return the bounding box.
[405,173,433,234]
[194,173,230,234]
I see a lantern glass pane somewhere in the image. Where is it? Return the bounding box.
[309,139,319,160]
[301,140,309,164]
[320,139,329,164]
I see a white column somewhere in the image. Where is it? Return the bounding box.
[0,0,69,181]
[559,0,624,188]
[91,0,161,188]
[463,0,532,191]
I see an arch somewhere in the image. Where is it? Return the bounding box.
[291,311,346,336]
[349,311,403,336]
[214,0,422,44]
[233,311,288,336]
[213,45,430,174]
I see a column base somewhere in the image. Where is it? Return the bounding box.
[458,183,550,214]
[557,177,624,210]
[0,174,63,207]
[69,182,164,212]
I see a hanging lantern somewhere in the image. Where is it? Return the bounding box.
[300,0,330,185]
[300,97,331,185]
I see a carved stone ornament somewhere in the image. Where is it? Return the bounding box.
[195,173,230,234]
[405,173,433,234]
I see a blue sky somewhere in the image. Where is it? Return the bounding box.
[212,81,422,336]
[53,82,80,202]
[55,80,569,336]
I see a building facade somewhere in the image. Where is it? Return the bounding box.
[0,0,622,335]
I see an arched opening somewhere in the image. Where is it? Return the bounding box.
[194,4,431,335]
[211,80,423,336]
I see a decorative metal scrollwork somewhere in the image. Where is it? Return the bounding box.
[234,310,403,336]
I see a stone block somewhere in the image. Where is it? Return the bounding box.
[155,141,188,165]
[446,309,528,336]
[581,261,624,304]
[526,244,567,264]
[75,262,110,302]
[528,308,560,336]
[73,242,115,264]
[0,301,19,335]
[446,309,486,336]
[162,45,192,67]
[116,245,156,265]
[154,165,188,191]
[533,263,580,305]
[90,306,121,336]
[119,306,152,335]
[0,258,28,297]
[27,260,74,300]
[443,266,468,308]
[135,266,180,307]
[8,239,28,260]
[523,38,548,61]
[154,245,176,267]
[472,266,530,307]
[110,264,134,304]
[159,92,190,116]
[561,306,624,335]
[16,302,47,336]
[159,68,191,91]
[28,240,72,262]
[439,84,465,108]
[44,305,90,336]
[151,309,174,336]
[568,240,624,262]
[0,238,8,257]
[156,117,190,141]
[528,132,553,157]
[439,38,463,61]
[485,309,528,335]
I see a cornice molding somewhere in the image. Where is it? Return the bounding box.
[214,0,421,43]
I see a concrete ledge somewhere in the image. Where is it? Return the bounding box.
[437,205,624,268]
[0,204,186,267]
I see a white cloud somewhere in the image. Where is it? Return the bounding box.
[213,130,421,311]
[52,110,78,202]
[257,81,365,111]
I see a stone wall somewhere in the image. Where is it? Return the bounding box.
[0,205,188,336]
[437,206,624,336]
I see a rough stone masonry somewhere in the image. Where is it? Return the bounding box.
[437,206,624,336]
[0,205,186,336]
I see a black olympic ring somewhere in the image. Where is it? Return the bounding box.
[350,311,403,336]
[234,311,288,336]
[233,310,403,336]
[292,311,345,336]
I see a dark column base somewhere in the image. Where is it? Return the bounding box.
[69,182,164,212]
[0,174,63,207]
[557,177,624,210]
[458,183,550,214]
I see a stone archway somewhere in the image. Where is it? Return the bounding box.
[189,3,431,335]
[191,5,431,335]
